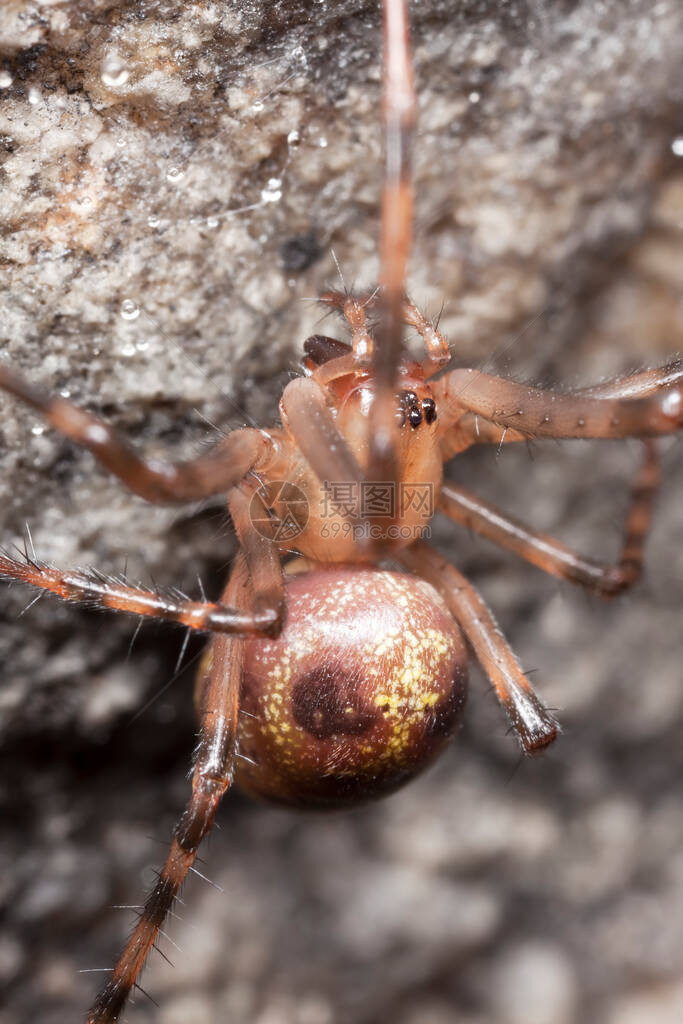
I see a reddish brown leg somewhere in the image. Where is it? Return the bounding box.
[86,553,251,1024]
[370,0,415,485]
[0,482,283,635]
[280,375,364,491]
[570,361,683,400]
[0,551,278,634]
[439,441,660,597]
[319,291,375,363]
[438,366,683,458]
[435,364,683,441]
[228,480,285,623]
[0,363,273,503]
[317,292,451,377]
[401,298,451,376]
[401,541,559,754]
[315,2,417,505]
[309,294,374,385]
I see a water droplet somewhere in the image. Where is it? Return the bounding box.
[166,167,184,183]
[116,137,126,147]
[206,216,219,228]
[120,299,140,321]
[319,136,328,148]
[292,45,307,65]
[120,343,136,358]
[101,54,130,88]
[672,137,683,157]
[147,214,160,228]
[31,424,45,436]
[662,390,682,418]
[59,389,71,399]
[261,177,282,204]
[136,339,149,352]
[252,100,265,112]
[0,70,13,89]
[468,91,481,103]
[101,52,129,89]
[287,129,300,146]
[28,86,40,105]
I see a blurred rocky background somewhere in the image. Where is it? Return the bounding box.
[1,1,683,1022]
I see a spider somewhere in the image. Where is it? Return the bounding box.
[1,1,682,1021]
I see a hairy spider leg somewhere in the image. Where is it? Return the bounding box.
[0,553,276,634]
[315,291,450,375]
[0,482,283,635]
[305,1,417,505]
[370,0,416,489]
[439,362,683,457]
[401,541,559,754]
[438,440,661,597]
[319,291,375,362]
[401,297,451,376]
[280,375,366,523]
[0,363,272,503]
[434,365,683,442]
[568,361,683,400]
[229,480,285,623]
[438,362,683,455]
[86,552,250,1024]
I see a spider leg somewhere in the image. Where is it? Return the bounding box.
[400,541,559,754]
[280,376,365,517]
[569,362,683,400]
[316,292,450,376]
[434,363,683,441]
[401,297,451,376]
[370,0,415,485]
[86,552,251,1024]
[0,483,283,636]
[228,479,284,624]
[440,361,683,454]
[0,363,273,503]
[438,440,660,597]
[319,291,375,362]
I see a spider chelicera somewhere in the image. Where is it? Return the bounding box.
[0,2,682,1021]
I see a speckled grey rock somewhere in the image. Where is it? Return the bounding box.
[1,2,683,1023]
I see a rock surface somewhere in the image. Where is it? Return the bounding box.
[1,1,682,1022]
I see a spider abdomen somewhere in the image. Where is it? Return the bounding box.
[235,566,468,809]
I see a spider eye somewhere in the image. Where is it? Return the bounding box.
[397,389,430,428]
[422,397,437,424]
[400,389,418,407]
